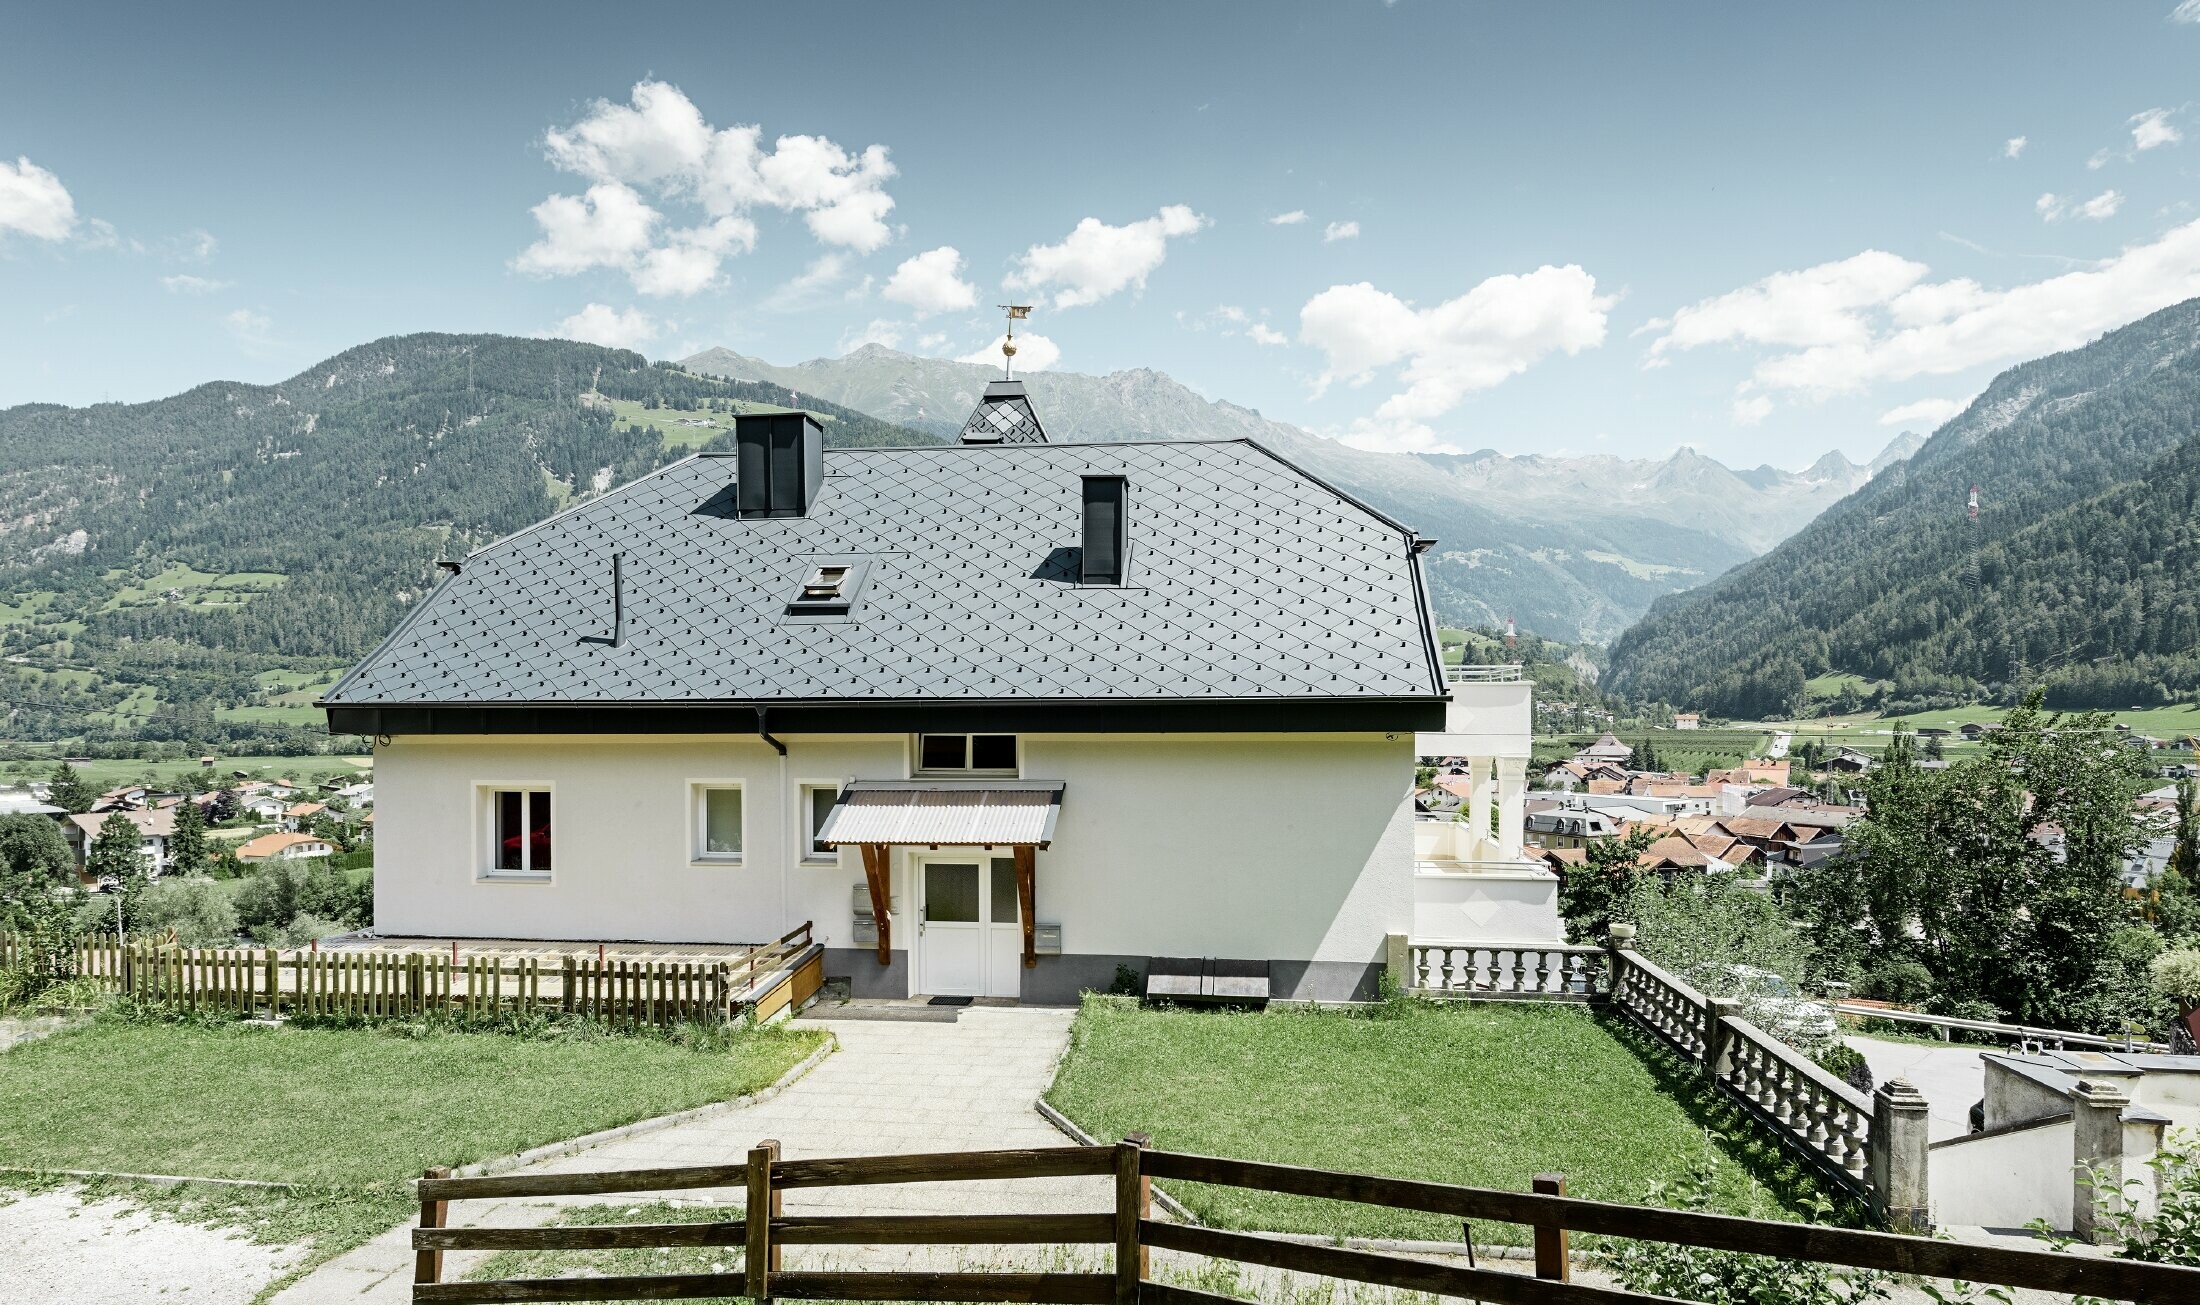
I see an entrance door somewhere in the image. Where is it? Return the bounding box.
[918,855,1024,999]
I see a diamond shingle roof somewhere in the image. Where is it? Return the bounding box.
[325,440,1445,707]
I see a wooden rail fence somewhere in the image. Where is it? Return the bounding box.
[1,925,823,1028]
[418,1142,2200,1304]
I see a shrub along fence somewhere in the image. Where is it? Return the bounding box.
[0,924,823,1028]
[415,1141,2200,1304]
[1392,926,1929,1232]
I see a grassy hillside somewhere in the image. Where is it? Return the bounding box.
[0,334,934,754]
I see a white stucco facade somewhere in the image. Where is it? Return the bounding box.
[372,730,1416,1003]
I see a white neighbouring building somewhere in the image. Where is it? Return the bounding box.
[325,383,1547,1003]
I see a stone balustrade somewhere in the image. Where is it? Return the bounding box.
[1407,942,1607,998]
[1715,1014,1873,1192]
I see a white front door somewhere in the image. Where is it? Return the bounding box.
[917,855,1024,999]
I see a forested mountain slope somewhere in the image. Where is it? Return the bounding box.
[0,333,932,746]
[1604,299,2200,716]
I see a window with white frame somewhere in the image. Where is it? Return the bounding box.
[692,783,744,862]
[483,787,552,878]
[800,783,840,861]
[915,734,1018,776]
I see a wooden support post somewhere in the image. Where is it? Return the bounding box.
[416,1166,451,1286]
[859,843,892,965]
[1532,1173,1569,1281]
[1015,844,1038,970]
[1114,1137,1146,1305]
[747,1140,780,1301]
[1125,1132,1151,1284]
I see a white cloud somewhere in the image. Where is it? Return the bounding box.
[2004,136,2028,159]
[759,253,853,312]
[1731,392,1774,426]
[549,303,660,351]
[1267,210,1308,226]
[958,331,1060,372]
[1248,323,1289,347]
[1643,250,1927,362]
[1336,420,1468,456]
[223,308,279,356]
[2075,189,2125,221]
[160,274,229,294]
[1878,397,1966,428]
[882,246,977,316]
[840,318,903,353]
[2177,0,2200,21]
[1005,205,1208,308]
[1648,219,2200,399]
[1322,220,1360,243]
[173,228,217,262]
[2036,192,2065,221]
[2131,107,2182,152]
[0,156,78,241]
[1300,264,1611,436]
[521,80,898,295]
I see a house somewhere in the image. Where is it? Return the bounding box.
[63,808,177,879]
[90,785,153,813]
[1673,712,1700,731]
[1577,733,1633,764]
[286,800,328,830]
[239,794,292,822]
[237,831,335,862]
[1706,758,1790,787]
[1525,805,1620,848]
[1824,747,1874,774]
[322,402,1471,1003]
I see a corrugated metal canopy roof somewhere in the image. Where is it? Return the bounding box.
[817,781,1064,848]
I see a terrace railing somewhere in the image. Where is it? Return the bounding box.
[418,1141,2200,1304]
[1406,941,1607,999]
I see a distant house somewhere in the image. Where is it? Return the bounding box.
[1915,727,1952,739]
[1526,806,1620,848]
[1824,747,1873,774]
[1578,733,1634,764]
[237,831,335,862]
[1958,722,2002,740]
[90,785,152,813]
[1673,712,1701,731]
[63,808,178,879]
[1706,758,1791,787]
[240,795,292,822]
[286,800,328,830]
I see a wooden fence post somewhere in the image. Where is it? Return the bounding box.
[416,1166,450,1286]
[1122,1133,1152,1290]
[747,1139,779,1302]
[1532,1173,1569,1281]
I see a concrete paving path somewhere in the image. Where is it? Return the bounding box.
[1847,1034,1987,1142]
[273,1005,1090,1302]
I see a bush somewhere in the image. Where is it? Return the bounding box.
[1856,957,1935,1006]
[1812,1042,1873,1094]
[232,860,370,942]
[1599,1161,1888,1304]
[132,877,239,947]
[2152,948,2200,1010]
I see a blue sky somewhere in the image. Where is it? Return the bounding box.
[7,2,2200,467]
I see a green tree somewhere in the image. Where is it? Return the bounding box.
[0,812,78,932]
[46,762,96,813]
[2172,777,2199,882]
[1786,694,2150,1029]
[1558,826,1659,943]
[86,810,150,933]
[168,798,209,876]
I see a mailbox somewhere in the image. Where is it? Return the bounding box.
[851,918,879,948]
[1033,923,1063,955]
[850,883,899,918]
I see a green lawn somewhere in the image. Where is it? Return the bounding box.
[1045,999,1845,1243]
[0,1016,826,1289]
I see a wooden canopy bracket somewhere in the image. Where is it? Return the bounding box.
[859,843,892,965]
[1014,845,1037,970]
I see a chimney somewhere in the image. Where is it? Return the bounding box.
[734,412,824,518]
[1080,475,1127,585]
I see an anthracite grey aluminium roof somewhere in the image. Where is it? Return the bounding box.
[323,438,1447,727]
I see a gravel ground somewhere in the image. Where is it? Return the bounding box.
[0,1185,301,1304]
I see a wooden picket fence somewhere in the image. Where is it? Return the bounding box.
[1,926,823,1028]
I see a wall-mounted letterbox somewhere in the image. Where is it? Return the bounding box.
[1033,923,1062,955]
[850,883,899,917]
[852,918,880,948]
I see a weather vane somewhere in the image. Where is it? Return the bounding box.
[998,304,1032,380]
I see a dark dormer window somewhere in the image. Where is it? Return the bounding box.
[784,558,871,617]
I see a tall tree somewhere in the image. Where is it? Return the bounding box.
[1558,826,1660,944]
[0,812,77,932]
[86,810,150,932]
[168,799,209,876]
[46,762,96,814]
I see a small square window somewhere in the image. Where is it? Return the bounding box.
[803,784,840,860]
[915,734,1019,776]
[694,784,744,861]
[484,787,551,878]
[919,734,967,771]
[971,734,1017,771]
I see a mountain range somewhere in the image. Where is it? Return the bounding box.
[1606,296,2200,716]
[682,345,1921,642]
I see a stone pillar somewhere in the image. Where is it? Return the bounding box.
[1704,996,1741,1074]
[1496,757,1527,860]
[1867,1078,1932,1233]
[1384,933,1412,992]
[1466,756,1493,859]
[2072,1079,2131,1244]
[1604,922,1636,995]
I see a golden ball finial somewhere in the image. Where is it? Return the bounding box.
[1002,341,1018,357]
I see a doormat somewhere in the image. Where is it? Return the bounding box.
[926,996,974,1007]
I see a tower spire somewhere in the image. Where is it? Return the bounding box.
[998,304,1031,380]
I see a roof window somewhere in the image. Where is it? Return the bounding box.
[784,557,871,617]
